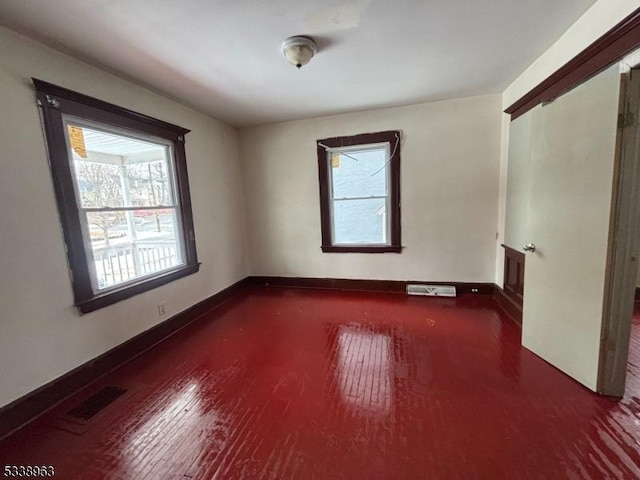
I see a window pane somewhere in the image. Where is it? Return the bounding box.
[331,147,387,199]
[67,124,172,208]
[333,198,387,244]
[74,160,124,208]
[87,209,184,291]
[125,157,174,207]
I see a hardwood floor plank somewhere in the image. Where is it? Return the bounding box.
[0,287,639,478]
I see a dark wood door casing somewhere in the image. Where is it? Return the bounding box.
[502,244,525,307]
[505,6,640,120]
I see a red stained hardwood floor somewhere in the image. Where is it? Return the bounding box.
[1,286,640,479]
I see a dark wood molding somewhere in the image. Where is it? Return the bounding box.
[494,285,523,327]
[77,264,200,314]
[33,79,199,313]
[505,6,640,120]
[249,276,495,295]
[635,287,640,301]
[501,244,525,308]
[320,245,402,253]
[0,277,250,441]
[32,78,190,138]
[317,130,401,253]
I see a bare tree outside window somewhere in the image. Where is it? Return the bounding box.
[75,161,124,246]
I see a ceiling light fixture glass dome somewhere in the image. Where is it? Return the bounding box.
[281,36,317,69]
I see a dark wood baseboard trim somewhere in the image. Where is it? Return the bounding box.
[494,286,523,327]
[0,275,519,441]
[250,276,523,325]
[505,6,640,120]
[0,277,251,441]
[635,287,640,301]
[248,276,495,295]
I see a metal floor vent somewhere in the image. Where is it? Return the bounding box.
[67,386,128,421]
[406,284,457,297]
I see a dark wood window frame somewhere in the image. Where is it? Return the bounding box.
[34,79,199,314]
[317,131,401,253]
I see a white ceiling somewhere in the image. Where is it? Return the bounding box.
[0,0,597,127]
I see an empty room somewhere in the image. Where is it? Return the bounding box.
[2,0,640,478]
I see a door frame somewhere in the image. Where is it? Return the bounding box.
[598,66,640,397]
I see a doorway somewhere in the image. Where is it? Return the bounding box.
[598,65,640,397]
[503,62,640,396]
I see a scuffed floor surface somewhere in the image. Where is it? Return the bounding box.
[1,286,640,479]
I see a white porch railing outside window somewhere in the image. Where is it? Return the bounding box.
[93,241,180,289]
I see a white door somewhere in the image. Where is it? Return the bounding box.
[521,64,623,391]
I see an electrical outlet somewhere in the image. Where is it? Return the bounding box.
[157,302,166,316]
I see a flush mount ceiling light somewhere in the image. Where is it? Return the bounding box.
[281,36,317,69]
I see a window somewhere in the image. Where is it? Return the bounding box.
[317,131,401,253]
[35,79,199,313]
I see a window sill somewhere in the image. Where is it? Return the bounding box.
[76,263,200,314]
[321,245,402,253]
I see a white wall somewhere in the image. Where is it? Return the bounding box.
[0,26,248,408]
[239,95,502,282]
[495,0,640,285]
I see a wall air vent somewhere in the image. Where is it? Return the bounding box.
[406,284,456,297]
